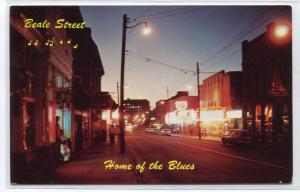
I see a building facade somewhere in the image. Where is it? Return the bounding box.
[199,70,243,138]
[10,6,115,183]
[241,22,292,146]
[123,99,150,126]
[160,91,199,136]
[10,7,75,183]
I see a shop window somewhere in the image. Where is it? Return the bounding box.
[63,110,72,138]
[55,71,72,107]
[56,108,72,139]
[281,104,290,137]
[264,104,273,142]
[56,74,63,89]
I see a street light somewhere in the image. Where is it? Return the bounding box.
[186,84,193,91]
[269,20,291,45]
[119,14,150,153]
[142,23,151,35]
[274,24,289,39]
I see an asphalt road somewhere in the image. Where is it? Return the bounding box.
[126,130,292,184]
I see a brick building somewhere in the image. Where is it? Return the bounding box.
[123,99,150,125]
[241,22,292,145]
[199,70,243,138]
[200,70,243,110]
[10,6,116,183]
[157,91,199,136]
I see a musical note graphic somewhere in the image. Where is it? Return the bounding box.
[27,41,32,46]
[45,39,54,47]
[33,40,39,46]
[26,38,79,49]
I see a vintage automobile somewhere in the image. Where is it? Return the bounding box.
[221,129,252,145]
[160,128,172,136]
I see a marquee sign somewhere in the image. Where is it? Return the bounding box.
[175,101,188,110]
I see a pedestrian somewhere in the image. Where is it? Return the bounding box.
[56,116,61,142]
[60,129,71,161]
[109,124,115,145]
[56,116,70,161]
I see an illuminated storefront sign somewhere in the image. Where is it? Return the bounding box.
[112,110,119,119]
[175,101,188,110]
[226,110,242,119]
[102,110,111,122]
[200,110,225,122]
[165,109,198,125]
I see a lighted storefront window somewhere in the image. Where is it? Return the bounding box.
[63,110,72,138]
[55,71,72,139]
[264,104,273,142]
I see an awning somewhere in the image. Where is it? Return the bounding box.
[89,92,118,110]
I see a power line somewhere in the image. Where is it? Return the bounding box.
[206,49,242,71]
[168,72,196,94]
[217,7,249,51]
[126,50,195,73]
[131,7,191,20]
[126,50,217,74]
[199,7,248,65]
[202,8,270,68]
[134,6,211,22]
[202,7,287,71]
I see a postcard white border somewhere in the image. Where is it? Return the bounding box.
[2,0,300,191]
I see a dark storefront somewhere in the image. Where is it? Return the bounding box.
[241,22,292,147]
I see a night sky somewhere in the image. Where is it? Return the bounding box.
[80,6,291,108]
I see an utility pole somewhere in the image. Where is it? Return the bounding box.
[117,82,120,105]
[119,14,127,153]
[119,14,149,153]
[197,62,201,140]
[166,86,169,99]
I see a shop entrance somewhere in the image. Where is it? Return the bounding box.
[75,115,83,151]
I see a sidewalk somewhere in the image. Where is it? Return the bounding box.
[171,133,222,142]
[50,141,137,184]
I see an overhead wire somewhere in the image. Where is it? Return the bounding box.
[131,6,192,20]
[126,50,195,73]
[202,7,287,72]
[133,6,211,22]
[201,7,271,69]
[126,50,217,74]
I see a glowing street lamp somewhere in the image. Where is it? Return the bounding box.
[142,23,151,35]
[269,21,291,45]
[186,84,193,91]
[274,24,289,39]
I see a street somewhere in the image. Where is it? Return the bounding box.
[126,131,291,184]
[51,130,292,184]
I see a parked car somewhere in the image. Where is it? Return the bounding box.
[145,128,154,133]
[153,128,161,134]
[160,128,172,136]
[221,129,252,145]
[171,127,180,134]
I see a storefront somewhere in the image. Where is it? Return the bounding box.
[199,109,243,139]
[200,110,225,137]
[226,110,243,130]
[165,101,199,136]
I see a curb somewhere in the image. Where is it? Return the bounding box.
[171,134,222,143]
